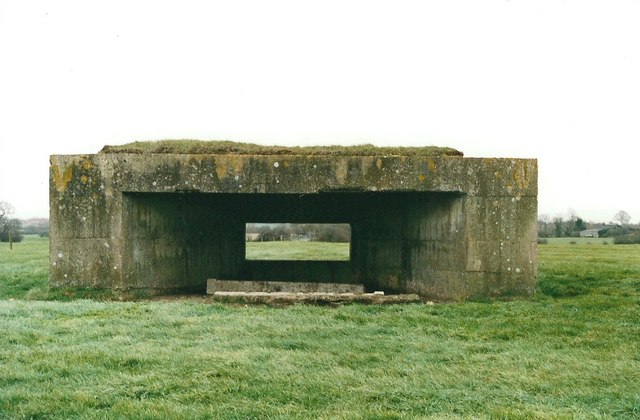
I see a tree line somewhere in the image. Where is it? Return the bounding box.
[538,210,639,243]
[246,223,351,243]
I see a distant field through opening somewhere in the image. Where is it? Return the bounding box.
[245,223,351,261]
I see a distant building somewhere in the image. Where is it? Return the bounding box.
[580,229,600,238]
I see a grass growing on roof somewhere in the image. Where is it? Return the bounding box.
[1,236,639,417]
[99,139,464,157]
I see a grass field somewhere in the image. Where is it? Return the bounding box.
[246,241,350,261]
[543,237,612,245]
[1,236,639,418]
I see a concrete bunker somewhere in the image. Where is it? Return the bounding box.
[50,141,538,300]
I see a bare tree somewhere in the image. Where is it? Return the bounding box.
[0,201,16,249]
[553,216,564,237]
[538,214,553,237]
[568,208,579,223]
[614,210,631,226]
[0,201,13,222]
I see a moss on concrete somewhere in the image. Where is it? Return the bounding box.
[100,140,463,157]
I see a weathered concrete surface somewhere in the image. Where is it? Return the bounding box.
[207,279,365,294]
[50,141,537,300]
[209,291,422,305]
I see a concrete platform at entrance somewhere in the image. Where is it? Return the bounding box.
[207,279,365,294]
[209,291,422,305]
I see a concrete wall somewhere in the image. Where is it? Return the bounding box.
[50,151,537,300]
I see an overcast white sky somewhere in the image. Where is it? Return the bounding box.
[1,0,639,222]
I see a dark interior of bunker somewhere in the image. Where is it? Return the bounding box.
[122,191,466,294]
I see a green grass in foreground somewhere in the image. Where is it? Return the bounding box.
[246,241,350,261]
[0,236,639,417]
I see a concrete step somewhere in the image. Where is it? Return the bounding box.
[209,291,422,305]
[207,279,365,295]
[206,279,422,305]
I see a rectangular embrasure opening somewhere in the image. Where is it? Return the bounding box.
[245,223,351,261]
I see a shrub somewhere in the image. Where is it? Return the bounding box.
[601,226,630,238]
[537,238,548,245]
[614,232,640,244]
[1,218,23,243]
[0,230,23,243]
